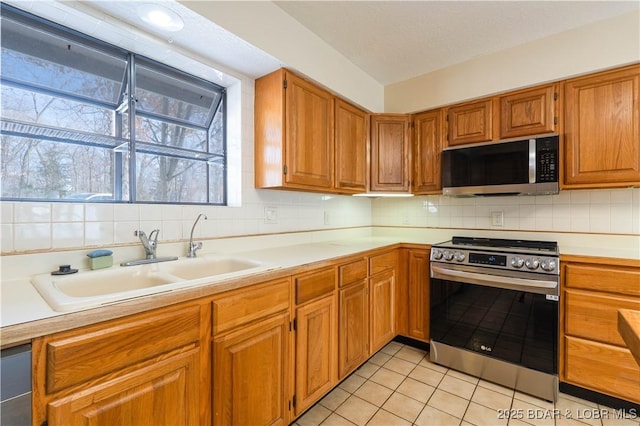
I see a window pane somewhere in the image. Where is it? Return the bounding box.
[135,115,207,152]
[209,162,225,204]
[209,99,224,155]
[1,135,116,200]
[135,62,220,127]
[1,16,127,105]
[136,154,208,203]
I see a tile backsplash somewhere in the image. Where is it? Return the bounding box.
[372,188,640,235]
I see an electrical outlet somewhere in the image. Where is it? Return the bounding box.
[264,207,278,224]
[323,211,330,225]
[491,211,504,227]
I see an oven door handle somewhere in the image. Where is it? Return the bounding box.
[431,265,558,292]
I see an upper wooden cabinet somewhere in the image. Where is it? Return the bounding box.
[255,69,334,191]
[370,114,411,192]
[564,64,640,188]
[500,84,558,138]
[446,98,497,146]
[335,98,368,193]
[412,109,444,194]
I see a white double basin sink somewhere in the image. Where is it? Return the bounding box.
[31,255,279,312]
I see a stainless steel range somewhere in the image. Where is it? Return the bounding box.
[429,236,559,402]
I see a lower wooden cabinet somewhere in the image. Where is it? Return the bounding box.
[407,249,430,342]
[295,295,337,415]
[369,251,398,354]
[561,255,640,404]
[338,280,369,379]
[213,311,291,426]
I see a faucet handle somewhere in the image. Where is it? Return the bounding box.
[148,229,160,243]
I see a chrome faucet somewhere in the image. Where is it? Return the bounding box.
[187,214,207,258]
[135,229,159,259]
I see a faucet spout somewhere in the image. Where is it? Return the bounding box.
[187,214,207,258]
[135,229,159,259]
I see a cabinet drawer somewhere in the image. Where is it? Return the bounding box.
[564,263,640,296]
[295,267,336,305]
[565,289,640,346]
[370,251,398,275]
[44,303,203,394]
[213,278,290,334]
[564,336,640,404]
[339,259,367,288]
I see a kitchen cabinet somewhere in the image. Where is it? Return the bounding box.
[32,301,210,426]
[370,114,411,192]
[369,251,398,353]
[335,98,368,193]
[407,248,430,342]
[338,258,369,379]
[255,68,334,191]
[293,267,337,415]
[412,109,444,194]
[561,256,640,404]
[499,84,559,138]
[564,64,640,188]
[212,278,291,426]
[446,98,497,146]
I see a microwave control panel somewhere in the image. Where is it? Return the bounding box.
[536,137,558,183]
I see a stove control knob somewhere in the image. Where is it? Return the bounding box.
[511,256,524,269]
[442,250,454,261]
[525,258,540,270]
[432,249,443,260]
[540,259,557,272]
[454,251,466,262]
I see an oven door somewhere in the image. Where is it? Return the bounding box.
[430,264,558,375]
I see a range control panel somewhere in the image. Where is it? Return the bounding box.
[430,247,559,275]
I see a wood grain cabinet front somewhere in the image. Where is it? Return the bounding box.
[335,98,368,193]
[32,301,210,426]
[369,251,398,354]
[412,110,444,195]
[370,114,411,192]
[563,64,640,188]
[446,98,497,146]
[407,249,430,343]
[561,256,640,404]
[499,84,558,139]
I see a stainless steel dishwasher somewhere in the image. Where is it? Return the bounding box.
[1,343,32,426]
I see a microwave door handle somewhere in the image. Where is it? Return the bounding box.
[431,265,557,291]
[529,138,536,183]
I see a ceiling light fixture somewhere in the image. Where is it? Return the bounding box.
[137,4,184,32]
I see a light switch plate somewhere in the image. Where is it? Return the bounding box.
[491,211,504,227]
[264,207,278,224]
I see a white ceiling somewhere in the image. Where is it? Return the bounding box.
[8,1,639,88]
[274,1,640,85]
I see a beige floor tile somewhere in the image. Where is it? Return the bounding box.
[396,377,436,404]
[380,342,403,356]
[382,392,425,422]
[409,364,445,387]
[368,351,392,366]
[438,375,477,400]
[477,380,515,398]
[394,346,427,364]
[556,397,604,426]
[354,362,380,379]
[509,419,534,426]
[510,398,555,426]
[383,356,416,375]
[366,409,411,426]
[419,357,449,374]
[471,386,513,411]
[335,395,378,426]
[464,401,507,426]
[556,415,596,426]
[513,391,555,411]
[600,407,640,426]
[298,404,333,426]
[321,413,356,426]
[446,368,480,385]
[559,393,598,408]
[369,367,405,390]
[428,389,470,419]
[339,374,366,393]
[415,405,463,426]
[320,387,351,411]
[354,380,393,407]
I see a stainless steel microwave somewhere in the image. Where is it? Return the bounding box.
[442,134,559,196]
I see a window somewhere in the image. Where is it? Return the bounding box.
[0,4,226,204]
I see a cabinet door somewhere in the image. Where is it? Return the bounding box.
[338,281,369,379]
[213,312,290,426]
[370,115,410,192]
[370,269,396,353]
[447,99,495,146]
[413,110,443,194]
[285,72,334,189]
[500,84,557,138]
[295,296,337,414]
[408,250,430,342]
[564,65,640,188]
[47,349,200,426]
[335,99,368,193]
